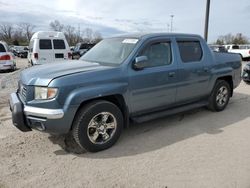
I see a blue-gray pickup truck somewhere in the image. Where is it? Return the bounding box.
[9,33,242,152]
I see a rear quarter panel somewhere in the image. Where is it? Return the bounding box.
[210,52,241,90]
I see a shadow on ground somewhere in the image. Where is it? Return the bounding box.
[48,92,250,158]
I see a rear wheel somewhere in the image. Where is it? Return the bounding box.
[208,80,231,112]
[72,100,123,152]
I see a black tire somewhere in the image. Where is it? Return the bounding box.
[11,65,16,72]
[72,100,123,152]
[208,80,231,112]
[29,61,34,67]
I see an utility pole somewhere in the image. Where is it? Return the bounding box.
[170,15,174,32]
[204,0,211,42]
[78,23,81,42]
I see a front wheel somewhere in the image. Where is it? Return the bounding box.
[72,100,123,152]
[208,80,231,112]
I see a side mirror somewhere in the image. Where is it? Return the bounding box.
[133,56,148,70]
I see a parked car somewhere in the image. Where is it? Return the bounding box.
[224,44,250,60]
[16,46,29,58]
[70,46,75,51]
[11,46,19,56]
[0,41,16,71]
[209,45,228,53]
[72,43,96,59]
[28,31,71,66]
[12,46,28,58]
[9,33,242,152]
[242,63,250,84]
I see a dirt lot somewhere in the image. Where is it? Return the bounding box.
[0,59,250,188]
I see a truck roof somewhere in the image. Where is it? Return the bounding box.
[31,31,66,40]
[111,33,203,40]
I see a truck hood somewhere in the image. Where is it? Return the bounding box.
[21,60,116,86]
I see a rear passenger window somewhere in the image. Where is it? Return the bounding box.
[53,40,65,49]
[39,39,52,50]
[177,41,202,62]
[0,44,6,52]
[140,42,172,68]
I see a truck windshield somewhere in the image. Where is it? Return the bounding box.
[80,38,138,65]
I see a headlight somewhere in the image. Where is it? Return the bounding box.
[34,87,58,100]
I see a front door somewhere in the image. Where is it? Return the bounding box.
[128,39,177,115]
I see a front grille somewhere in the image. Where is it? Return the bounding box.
[21,85,27,99]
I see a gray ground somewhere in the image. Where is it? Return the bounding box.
[0,59,250,188]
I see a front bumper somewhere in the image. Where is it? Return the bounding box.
[9,92,72,134]
[9,93,31,132]
[0,60,15,70]
[24,106,64,119]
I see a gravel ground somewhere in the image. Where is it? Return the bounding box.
[0,59,250,188]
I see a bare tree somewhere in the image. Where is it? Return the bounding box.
[0,23,14,43]
[82,28,94,43]
[64,25,77,46]
[232,33,249,44]
[19,23,36,41]
[49,20,64,32]
[92,31,102,43]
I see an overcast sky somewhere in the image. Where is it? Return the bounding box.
[0,0,250,42]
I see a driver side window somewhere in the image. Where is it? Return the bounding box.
[140,42,172,68]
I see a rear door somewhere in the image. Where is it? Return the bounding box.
[53,39,68,61]
[175,39,210,103]
[38,39,54,64]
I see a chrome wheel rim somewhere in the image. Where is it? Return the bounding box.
[87,112,117,144]
[216,86,228,107]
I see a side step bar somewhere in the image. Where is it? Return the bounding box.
[132,101,208,123]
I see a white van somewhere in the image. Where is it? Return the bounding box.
[28,31,71,66]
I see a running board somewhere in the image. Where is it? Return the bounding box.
[132,101,208,123]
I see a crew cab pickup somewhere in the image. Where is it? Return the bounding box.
[9,33,242,152]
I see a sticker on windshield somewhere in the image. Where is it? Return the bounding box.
[122,39,138,44]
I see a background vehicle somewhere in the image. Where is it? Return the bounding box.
[209,45,228,53]
[72,42,96,59]
[242,63,250,84]
[10,33,242,152]
[224,44,250,60]
[28,31,71,66]
[70,46,75,52]
[13,46,29,58]
[0,41,16,71]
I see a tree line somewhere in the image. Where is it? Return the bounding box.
[1,20,248,46]
[215,33,249,45]
[0,20,102,46]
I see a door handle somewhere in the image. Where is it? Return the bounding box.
[168,72,175,77]
[204,68,209,72]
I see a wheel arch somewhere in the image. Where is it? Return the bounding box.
[216,75,233,97]
[70,94,129,130]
